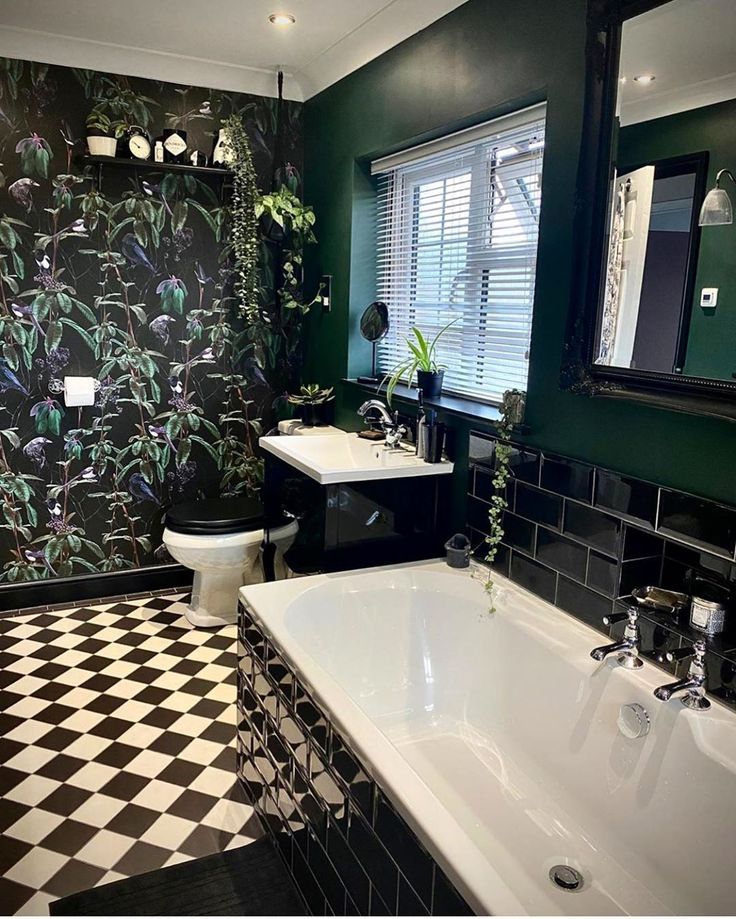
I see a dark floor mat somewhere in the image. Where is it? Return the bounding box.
[50,839,305,916]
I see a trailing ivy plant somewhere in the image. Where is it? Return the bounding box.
[222,114,260,324]
[484,389,526,611]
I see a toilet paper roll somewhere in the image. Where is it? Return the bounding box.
[64,376,96,407]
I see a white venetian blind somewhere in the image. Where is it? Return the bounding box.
[372,104,546,404]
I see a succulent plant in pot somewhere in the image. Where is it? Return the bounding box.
[383,320,458,404]
[287,384,335,427]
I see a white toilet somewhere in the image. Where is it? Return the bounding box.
[163,497,298,628]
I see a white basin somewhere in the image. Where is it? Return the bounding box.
[259,432,454,484]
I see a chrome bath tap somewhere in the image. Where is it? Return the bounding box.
[590,607,643,669]
[654,640,710,711]
[357,399,407,449]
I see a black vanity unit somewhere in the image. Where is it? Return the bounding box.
[263,453,450,574]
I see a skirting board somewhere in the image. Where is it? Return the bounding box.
[0,564,193,615]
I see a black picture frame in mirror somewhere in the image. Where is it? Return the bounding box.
[562,0,736,422]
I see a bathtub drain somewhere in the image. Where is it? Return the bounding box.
[549,865,584,891]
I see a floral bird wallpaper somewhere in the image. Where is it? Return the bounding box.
[0,57,303,583]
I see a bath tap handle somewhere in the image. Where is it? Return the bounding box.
[665,639,707,664]
[603,606,638,628]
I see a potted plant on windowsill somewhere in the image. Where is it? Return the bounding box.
[287,384,335,427]
[85,109,119,158]
[383,320,457,404]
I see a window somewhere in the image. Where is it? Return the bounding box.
[372,104,546,404]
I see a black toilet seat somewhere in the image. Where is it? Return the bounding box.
[165,497,267,536]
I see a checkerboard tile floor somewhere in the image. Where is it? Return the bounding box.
[0,593,261,915]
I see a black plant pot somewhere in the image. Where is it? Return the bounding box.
[300,402,329,427]
[417,370,444,399]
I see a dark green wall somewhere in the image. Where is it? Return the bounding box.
[304,0,736,508]
[619,98,736,380]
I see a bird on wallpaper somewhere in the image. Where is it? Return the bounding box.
[243,357,269,388]
[150,314,176,345]
[46,498,62,517]
[34,252,51,271]
[0,360,28,395]
[24,549,56,577]
[23,436,52,470]
[8,178,40,213]
[128,473,160,505]
[12,301,45,337]
[168,375,184,396]
[121,233,156,274]
[148,423,177,453]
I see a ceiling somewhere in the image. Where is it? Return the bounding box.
[0,0,468,101]
[620,0,736,125]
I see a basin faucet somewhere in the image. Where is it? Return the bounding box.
[590,607,643,669]
[358,399,408,449]
[654,640,710,710]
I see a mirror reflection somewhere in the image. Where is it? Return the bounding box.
[596,0,736,381]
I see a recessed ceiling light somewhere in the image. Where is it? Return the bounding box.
[269,12,296,25]
[633,73,656,85]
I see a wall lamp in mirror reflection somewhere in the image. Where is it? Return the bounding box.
[699,169,736,226]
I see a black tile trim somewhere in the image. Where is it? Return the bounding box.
[236,602,473,916]
[0,564,192,614]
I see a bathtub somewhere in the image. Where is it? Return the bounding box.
[240,559,736,915]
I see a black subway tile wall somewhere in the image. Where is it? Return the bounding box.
[467,431,736,712]
[236,603,473,916]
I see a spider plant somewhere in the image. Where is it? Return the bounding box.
[383,319,458,404]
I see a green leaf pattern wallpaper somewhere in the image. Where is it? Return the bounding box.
[0,58,303,582]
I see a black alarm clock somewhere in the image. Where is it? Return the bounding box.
[126,126,152,160]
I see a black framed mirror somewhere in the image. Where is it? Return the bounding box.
[563,0,736,421]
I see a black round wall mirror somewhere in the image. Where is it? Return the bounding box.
[358,301,389,383]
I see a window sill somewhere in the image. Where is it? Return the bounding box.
[342,378,529,431]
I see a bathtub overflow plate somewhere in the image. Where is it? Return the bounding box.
[549,865,584,892]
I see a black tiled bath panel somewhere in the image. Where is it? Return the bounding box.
[236,602,473,916]
[467,432,736,711]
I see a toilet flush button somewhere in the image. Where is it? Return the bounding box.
[618,703,650,739]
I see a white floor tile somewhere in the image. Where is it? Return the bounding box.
[125,749,172,779]
[4,719,52,745]
[4,775,61,807]
[67,761,120,792]
[116,723,164,749]
[140,813,198,850]
[15,890,55,916]
[131,779,183,812]
[63,733,113,761]
[70,794,127,827]
[75,829,137,870]
[5,847,68,890]
[5,808,65,845]
[179,738,224,766]
[4,745,57,775]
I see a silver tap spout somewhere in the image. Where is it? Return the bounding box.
[591,639,633,662]
[654,678,704,702]
[653,640,710,710]
[357,399,407,449]
[358,399,394,426]
[589,607,643,669]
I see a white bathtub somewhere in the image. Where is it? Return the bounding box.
[240,560,736,915]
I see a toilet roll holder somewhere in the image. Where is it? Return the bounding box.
[48,377,102,403]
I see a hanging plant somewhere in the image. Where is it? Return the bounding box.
[485,389,526,611]
[222,114,260,324]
